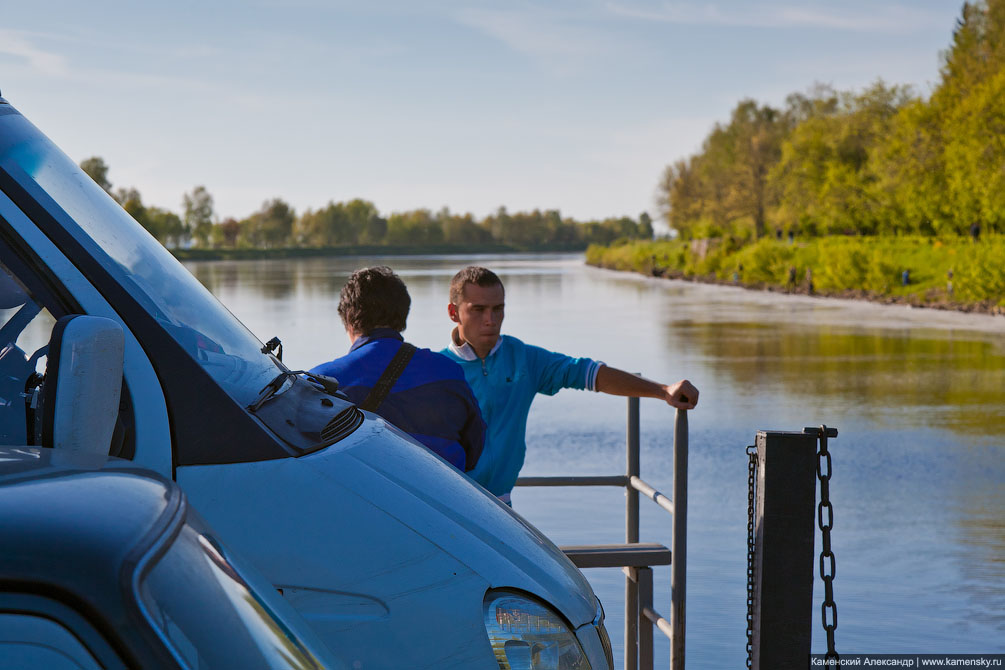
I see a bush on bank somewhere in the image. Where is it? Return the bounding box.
[585,236,1005,310]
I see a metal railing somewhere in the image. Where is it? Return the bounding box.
[515,398,688,670]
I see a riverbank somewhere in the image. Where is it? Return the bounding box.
[585,237,1005,317]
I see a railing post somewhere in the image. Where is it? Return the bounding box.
[624,566,639,670]
[750,430,817,670]
[625,396,641,670]
[670,408,688,670]
[627,396,640,544]
[638,566,654,670]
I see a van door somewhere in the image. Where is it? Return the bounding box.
[0,190,172,474]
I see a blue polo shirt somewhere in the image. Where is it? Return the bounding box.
[311,329,485,471]
[441,334,602,496]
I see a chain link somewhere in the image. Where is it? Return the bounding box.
[745,444,757,669]
[815,425,839,663]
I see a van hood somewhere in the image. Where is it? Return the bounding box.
[177,415,600,668]
[340,418,598,626]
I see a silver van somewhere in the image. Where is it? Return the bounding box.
[0,93,612,670]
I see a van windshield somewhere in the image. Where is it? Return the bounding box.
[0,109,279,406]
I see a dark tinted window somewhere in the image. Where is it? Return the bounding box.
[0,261,53,444]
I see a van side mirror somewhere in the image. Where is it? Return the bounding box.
[39,315,124,454]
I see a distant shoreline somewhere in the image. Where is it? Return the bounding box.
[585,237,1005,318]
[594,262,1005,318]
[170,243,587,261]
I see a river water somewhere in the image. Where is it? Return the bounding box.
[186,253,1005,668]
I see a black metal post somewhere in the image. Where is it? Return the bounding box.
[751,430,817,670]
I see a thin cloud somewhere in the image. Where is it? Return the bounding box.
[0,28,227,79]
[605,2,946,33]
[0,29,69,76]
[0,27,271,106]
[453,6,617,71]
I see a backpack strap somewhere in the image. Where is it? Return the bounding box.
[359,342,416,413]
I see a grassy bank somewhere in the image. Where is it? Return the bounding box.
[586,236,1005,314]
[171,242,586,261]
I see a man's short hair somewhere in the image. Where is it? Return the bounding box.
[338,266,410,334]
[449,266,504,305]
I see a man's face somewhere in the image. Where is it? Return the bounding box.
[449,283,505,356]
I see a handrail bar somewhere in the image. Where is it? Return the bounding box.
[515,475,674,515]
[642,607,673,639]
[516,475,629,487]
[630,476,674,516]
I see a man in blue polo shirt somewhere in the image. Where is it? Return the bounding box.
[441,266,698,504]
[311,266,484,472]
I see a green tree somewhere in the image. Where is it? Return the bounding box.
[483,206,512,244]
[724,100,787,238]
[870,99,945,235]
[213,217,241,248]
[769,82,913,236]
[117,187,185,246]
[117,188,150,245]
[935,2,1002,105]
[439,208,493,245]
[297,202,353,246]
[296,199,386,246]
[686,124,735,234]
[245,198,295,248]
[80,156,112,193]
[926,0,1005,234]
[183,186,215,248]
[657,99,790,239]
[345,199,386,244]
[147,207,186,248]
[658,159,705,239]
[386,209,443,245]
[638,212,654,239]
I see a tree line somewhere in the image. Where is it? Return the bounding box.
[659,0,1005,241]
[79,157,653,251]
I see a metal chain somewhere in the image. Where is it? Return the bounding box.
[745,444,757,669]
[815,425,839,663]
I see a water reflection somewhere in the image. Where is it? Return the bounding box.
[672,321,1005,436]
[190,261,300,300]
[954,479,1005,631]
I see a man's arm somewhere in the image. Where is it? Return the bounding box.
[594,365,699,410]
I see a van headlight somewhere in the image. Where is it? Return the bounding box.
[483,590,592,670]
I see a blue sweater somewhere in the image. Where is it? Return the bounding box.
[441,334,602,496]
[311,329,485,471]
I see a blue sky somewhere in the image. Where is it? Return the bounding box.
[1,1,964,226]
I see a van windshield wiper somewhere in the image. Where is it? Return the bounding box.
[248,369,303,412]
